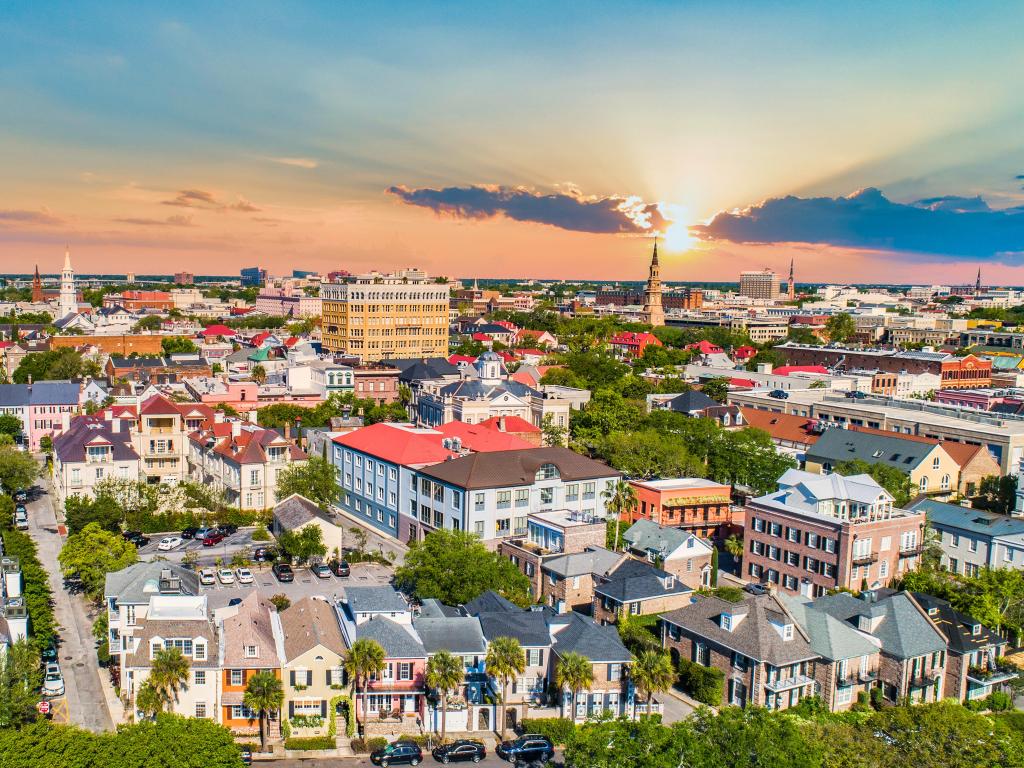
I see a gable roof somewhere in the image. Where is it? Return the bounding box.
[418,447,617,490]
[437,421,537,452]
[542,547,622,579]
[478,415,541,434]
[782,595,880,662]
[53,415,140,464]
[661,593,817,665]
[220,592,281,668]
[273,494,335,530]
[476,609,550,647]
[358,615,425,658]
[595,559,691,603]
[911,592,1005,655]
[345,586,409,615]
[280,596,346,660]
[740,407,820,446]
[413,616,487,655]
[910,497,1024,540]
[811,591,947,659]
[103,561,199,603]
[332,423,454,466]
[807,428,941,472]
[666,390,719,411]
[550,612,631,662]
[463,590,520,615]
[622,520,712,559]
[0,381,80,407]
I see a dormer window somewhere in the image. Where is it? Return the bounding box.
[782,624,794,641]
[535,463,559,481]
[971,624,981,636]
[928,607,938,616]
[721,613,733,631]
[858,615,872,632]
[245,644,259,658]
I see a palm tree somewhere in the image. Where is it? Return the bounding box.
[630,650,674,719]
[724,535,744,568]
[244,670,285,752]
[555,652,593,722]
[425,650,465,744]
[485,636,526,739]
[344,638,386,737]
[601,480,638,552]
[148,646,190,711]
[134,680,163,718]
[251,364,267,385]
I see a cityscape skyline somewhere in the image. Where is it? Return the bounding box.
[1,2,1023,282]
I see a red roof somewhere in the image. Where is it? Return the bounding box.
[139,394,185,416]
[610,331,662,347]
[734,346,757,359]
[448,354,477,365]
[202,324,234,337]
[478,415,541,433]
[251,331,272,346]
[729,378,757,388]
[332,423,454,466]
[517,329,549,339]
[284,336,299,347]
[496,351,518,363]
[773,365,830,376]
[471,333,493,342]
[230,307,254,316]
[514,348,545,356]
[438,421,536,451]
[491,320,519,331]
[686,340,723,354]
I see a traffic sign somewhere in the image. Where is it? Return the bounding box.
[36,701,51,715]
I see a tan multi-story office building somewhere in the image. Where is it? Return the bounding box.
[739,269,781,300]
[320,269,450,362]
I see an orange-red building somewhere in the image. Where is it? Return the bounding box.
[627,478,734,539]
[103,290,174,312]
[939,354,991,389]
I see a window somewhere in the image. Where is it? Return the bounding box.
[583,482,596,500]
[528,649,543,666]
[540,488,553,506]
[951,534,960,547]
[250,469,259,486]
[752,517,765,533]
[244,645,258,658]
[770,522,782,537]
[515,489,529,506]
[474,493,485,511]
[194,642,206,661]
[496,518,511,535]
[194,670,206,685]
[783,574,797,591]
[452,490,462,508]
[786,527,800,543]
[806,532,819,548]
[230,669,244,686]
[497,491,512,508]
[932,456,940,469]
[919,476,928,491]
[879,559,889,578]
[565,484,579,501]
[398,662,412,680]
[968,537,978,553]
[474,521,484,537]
[607,663,621,681]
[195,701,207,718]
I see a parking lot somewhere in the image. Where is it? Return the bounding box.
[136,526,260,567]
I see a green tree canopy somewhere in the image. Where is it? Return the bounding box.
[275,456,337,508]
[395,529,531,607]
[0,446,39,493]
[0,639,42,728]
[58,522,138,602]
[13,348,92,383]
[276,524,327,563]
[161,336,198,355]
[825,312,857,343]
[0,413,24,440]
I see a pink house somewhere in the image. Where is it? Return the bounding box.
[1,381,81,451]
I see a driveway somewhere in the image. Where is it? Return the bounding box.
[27,473,114,732]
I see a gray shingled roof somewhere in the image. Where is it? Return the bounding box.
[542,547,621,579]
[812,591,946,660]
[661,593,817,665]
[345,586,409,615]
[667,390,719,411]
[477,610,550,647]
[463,590,520,615]
[911,498,1024,540]
[595,559,691,603]
[0,381,80,407]
[623,519,691,556]
[413,616,487,655]
[273,494,334,529]
[419,447,617,490]
[782,595,879,662]
[806,428,934,472]
[551,612,630,663]
[911,593,1005,656]
[53,416,140,464]
[104,561,199,604]
[358,616,426,658]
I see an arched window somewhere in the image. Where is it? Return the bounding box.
[919,476,929,491]
[941,474,950,490]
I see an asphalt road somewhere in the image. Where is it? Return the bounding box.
[270,750,563,767]
[26,474,114,732]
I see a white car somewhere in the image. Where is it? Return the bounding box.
[235,568,254,584]
[157,536,183,551]
[199,568,216,586]
[42,662,64,697]
[217,569,235,585]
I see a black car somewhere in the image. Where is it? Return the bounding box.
[122,530,142,541]
[219,523,239,535]
[496,735,553,764]
[432,739,485,764]
[845,390,868,399]
[370,740,422,766]
[13,489,28,502]
[767,389,790,400]
[329,560,350,577]
[41,638,59,663]
[181,527,199,539]
[123,531,150,546]
[253,547,277,563]
[239,747,252,765]
[272,562,294,582]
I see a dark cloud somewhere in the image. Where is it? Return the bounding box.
[386,184,667,234]
[114,214,196,227]
[0,209,62,226]
[694,187,1024,261]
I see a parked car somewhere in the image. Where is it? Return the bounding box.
[41,638,59,663]
[330,560,350,577]
[845,390,868,399]
[370,740,423,767]
[767,389,790,400]
[432,739,486,764]
[125,532,150,547]
[253,547,277,563]
[157,536,183,551]
[496,735,553,764]
[199,568,217,586]
[13,488,28,502]
[217,569,235,585]
[744,582,769,596]
[272,563,294,582]
[194,526,213,541]
[180,526,199,539]
[42,662,65,697]
[121,530,143,541]
[15,504,27,515]
[14,510,28,530]
[312,563,332,579]
[202,530,226,546]
[236,568,254,584]
[218,523,239,535]
[240,747,252,766]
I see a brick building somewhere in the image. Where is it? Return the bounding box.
[744,469,925,596]
[592,559,692,625]
[627,478,733,539]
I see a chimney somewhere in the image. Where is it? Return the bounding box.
[214,410,224,424]
[756,362,773,375]
[27,374,32,390]
[2,557,22,599]
[59,411,71,432]
[247,409,258,424]
[112,417,121,434]
[498,415,507,432]
[231,421,242,438]
[283,422,291,439]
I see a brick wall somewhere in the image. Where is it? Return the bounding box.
[51,333,165,356]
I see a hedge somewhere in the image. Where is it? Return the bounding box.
[0,527,56,652]
[520,718,576,745]
[283,735,336,751]
[351,737,388,753]
[676,658,724,706]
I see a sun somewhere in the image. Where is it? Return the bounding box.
[657,203,695,251]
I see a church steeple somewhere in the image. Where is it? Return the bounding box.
[976,267,983,295]
[641,236,665,327]
[31,264,43,303]
[787,259,796,300]
[59,247,77,319]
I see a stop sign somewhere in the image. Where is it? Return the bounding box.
[36,701,51,715]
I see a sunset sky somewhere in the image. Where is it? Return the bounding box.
[2,2,1024,283]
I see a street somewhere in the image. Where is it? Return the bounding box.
[25,472,113,732]
[269,750,564,767]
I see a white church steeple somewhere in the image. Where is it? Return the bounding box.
[59,247,77,319]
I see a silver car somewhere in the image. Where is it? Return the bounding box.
[42,662,64,697]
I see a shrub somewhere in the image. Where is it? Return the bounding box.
[251,525,271,541]
[870,686,884,710]
[520,717,576,745]
[350,737,388,753]
[283,736,335,751]
[676,658,724,706]
[851,690,871,712]
[987,691,1013,712]
[963,698,986,712]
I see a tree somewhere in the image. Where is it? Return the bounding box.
[630,650,674,719]
[540,413,567,447]
[58,522,138,602]
[275,456,337,508]
[556,652,593,722]
[744,349,785,373]
[344,638,386,737]
[596,430,704,480]
[825,312,856,343]
[974,474,1017,516]
[250,364,267,385]
[710,547,719,587]
[0,413,23,441]
[161,336,198,355]
[64,493,122,534]
[539,367,584,389]
[0,446,38,493]
[700,378,729,403]
[708,429,795,494]
[395,529,531,607]
[136,680,165,718]
[243,671,284,752]
[601,480,638,552]
[724,535,744,568]
[425,650,464,743]
[834,459,914,507]
[12,348,88,383]
[0,639,42,728]
[485,636,526,739]
[565,716,691,768]
[685,705,824,768]
[276,524,327,564]
[147,646,191,712]
[132,315,162,332]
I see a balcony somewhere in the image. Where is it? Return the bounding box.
[858,669,878,684]
[967,663,1019,686]
[908,670,942,688]
[764,673,815,693]
[898,545,925,558]
[851,552,879,566]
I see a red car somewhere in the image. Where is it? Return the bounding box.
[202,530,226,546]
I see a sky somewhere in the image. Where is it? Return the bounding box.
[1,1,1024,284]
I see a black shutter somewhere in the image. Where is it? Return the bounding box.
[321,700,328,717]
[289,701,295,718]
[290,670,296,686]
[327,669,333,685]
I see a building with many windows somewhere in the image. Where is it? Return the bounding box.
[743,469,925,596]
[320,269,449,362]
[739,269,781,300]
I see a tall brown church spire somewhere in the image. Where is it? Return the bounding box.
[31,264,44,303]
[641,237,665,327]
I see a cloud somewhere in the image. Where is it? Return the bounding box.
[114,214,196,227]
[162,189,219,208]
[269,156,319,169]
[694,187,1024,261]
[227,197,261,213]
[386,184,667,234]
[0,209,62,226]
